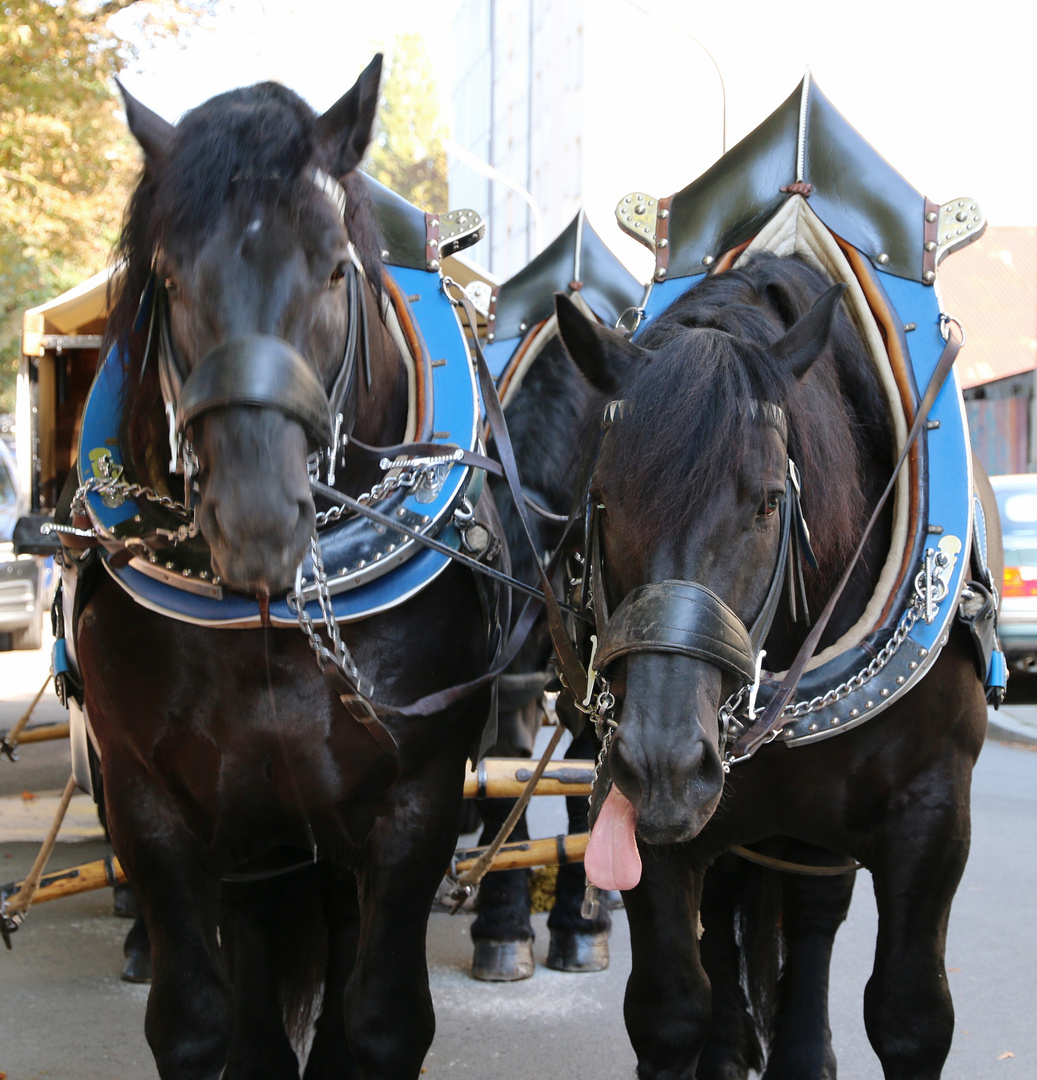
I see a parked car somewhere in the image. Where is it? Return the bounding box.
[990,474,1037,673]
[0,439,50,649]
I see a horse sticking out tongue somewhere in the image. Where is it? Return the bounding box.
[585,786,643,891]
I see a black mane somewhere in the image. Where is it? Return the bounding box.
[599,252,892,589]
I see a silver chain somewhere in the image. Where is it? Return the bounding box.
[288,534,367,694]
[781,598,922,718]
[313,451,464,529]
[72,474,193,521]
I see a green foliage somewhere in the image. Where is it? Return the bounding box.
[364,32,449,213]
[0,0,202,413]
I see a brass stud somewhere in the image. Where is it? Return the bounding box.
[880,688,889,697]
[849,708,859,718]
[926,211,938,222]
[923,270,935,284]
[876,253,890,265]
[701,255,714,267]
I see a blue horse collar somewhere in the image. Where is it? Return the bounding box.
[78,264,480,628]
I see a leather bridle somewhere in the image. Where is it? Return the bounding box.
[580,399,813,730]
[141,167,363,476]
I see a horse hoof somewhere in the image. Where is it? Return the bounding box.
[471,939,535,981]
[546,929,609,972]
[112,883,139,919]
[120,949,152,984]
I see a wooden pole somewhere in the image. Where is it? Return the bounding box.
[0,854,125,908]
[453,832,588,874]
[462,758,593,799]
[13,722,70,745]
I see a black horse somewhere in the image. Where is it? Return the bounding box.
[73,58,494,1078]
[466,216,643,980]
[555,250,998,1079]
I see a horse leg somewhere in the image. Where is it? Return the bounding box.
[695,853,766,1080]
[105,813,229,1077]
[122,914,153,983]
[623,847,709,1079]
[469,698,540,981]
[762,843,855,1080]
[470,798,536,979]
[547,721,611,971]
[343,758,476,1079]
[304,864,362,1079]
[863,775,973,1079]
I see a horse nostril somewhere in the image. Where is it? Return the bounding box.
[608,729,644,810]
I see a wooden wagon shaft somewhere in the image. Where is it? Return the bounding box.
[0,854,126,909]
[453,832,589,874]
[0,829,593,910]
[463,758,594,798]
[10,722,71,745]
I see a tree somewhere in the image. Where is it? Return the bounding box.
[364,32,449,213]
[0,0,199,413]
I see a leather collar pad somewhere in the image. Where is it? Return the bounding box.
[594,579,756,684]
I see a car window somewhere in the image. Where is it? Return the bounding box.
[0,452,15,504]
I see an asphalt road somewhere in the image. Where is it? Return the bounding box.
[1,637,1035,1079]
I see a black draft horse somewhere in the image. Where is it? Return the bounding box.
[555,251,998,1079]
[75,58,492,1078]
[470,328,613,980]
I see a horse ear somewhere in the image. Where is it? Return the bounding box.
[117,78,175,164]
[317,53,383,177]
[772,283,847,379]
[555,293,647,394]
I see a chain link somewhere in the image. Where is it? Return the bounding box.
[288,535,367,693]
[313,453,462,529]
[72,475,194,523]
[781,598,922,719]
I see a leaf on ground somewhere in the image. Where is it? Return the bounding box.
[998,1051,1015,1060]
[20,791,36,802]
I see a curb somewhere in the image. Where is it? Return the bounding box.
[986,716,1037,747]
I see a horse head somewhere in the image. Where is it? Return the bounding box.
[114,56,387,597]
[557,263,858,858]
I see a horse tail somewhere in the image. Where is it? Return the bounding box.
[730,853,785,1042]
[699,852,783,1074]
[221,865,329,1050]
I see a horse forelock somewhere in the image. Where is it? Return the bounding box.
[597,253,886,598]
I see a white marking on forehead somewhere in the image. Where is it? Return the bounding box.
[246,218,262,235]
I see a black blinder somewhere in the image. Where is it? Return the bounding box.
[593,580,757,684]
[176,333,334,447]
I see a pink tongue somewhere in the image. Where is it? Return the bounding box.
[585,785,642,891]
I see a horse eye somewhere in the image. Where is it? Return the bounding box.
[164,276,179,300]
[329,261,348,287]
[760,492,781,518]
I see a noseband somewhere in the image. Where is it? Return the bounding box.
[586,399,812,720]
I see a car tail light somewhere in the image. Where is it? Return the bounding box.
[1003,565,1037,598]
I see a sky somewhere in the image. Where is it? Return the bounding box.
[114,0,1036,274]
